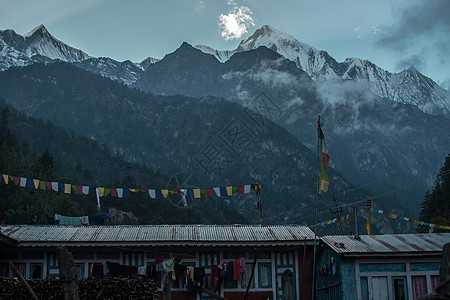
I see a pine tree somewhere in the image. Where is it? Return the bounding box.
[419,155,450,232]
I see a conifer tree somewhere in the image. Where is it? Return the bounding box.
[419,155,450,232]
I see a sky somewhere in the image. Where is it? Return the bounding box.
[1,0,449,88]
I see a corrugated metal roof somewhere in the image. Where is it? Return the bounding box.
[321,233,450,255]
[0,224,315,247]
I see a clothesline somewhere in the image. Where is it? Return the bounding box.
[310,207,450,231]
[371,207,450,230]
[0,172,260,209]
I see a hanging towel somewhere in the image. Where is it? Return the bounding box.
[80,216,89,225]
[162,258,176,280]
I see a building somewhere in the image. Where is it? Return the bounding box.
[315,233,450,300]
[0,224,316,300]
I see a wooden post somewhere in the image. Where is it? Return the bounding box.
[163,271,173,300]
[56,246,79,300]
[9,261,39,300]
[244,249,258,300]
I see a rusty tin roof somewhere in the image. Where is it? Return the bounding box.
[321,233,450,256]
[0,224,316,247]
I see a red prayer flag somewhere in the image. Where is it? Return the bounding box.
[174,189,180,195]
[76,185,83,195]
[110,188,118,197]
[45,181,52,190]
[322,153,330,168]
[14,176,20,186]
[207,188,214,197]
[238,185,244,194]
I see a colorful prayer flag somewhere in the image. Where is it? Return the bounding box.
[318,123,330,195]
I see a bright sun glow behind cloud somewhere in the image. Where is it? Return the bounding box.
[218,3,255,41]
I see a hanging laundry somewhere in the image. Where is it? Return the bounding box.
[91,214,104,225]
[55,214,89,226]
[194,267,205,290]
[233,259,240,280]
[162,258,176,280]
[138,266,147,275]
[80,216,89,225]
[239,257,246,274]
[226,262,234,281]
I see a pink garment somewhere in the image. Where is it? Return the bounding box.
[239,257,246,273]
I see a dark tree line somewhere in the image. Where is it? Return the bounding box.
[419,155,450,232]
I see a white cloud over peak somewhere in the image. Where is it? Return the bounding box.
[218,3,255,41]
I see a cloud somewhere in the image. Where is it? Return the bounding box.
[376,0,450,78]
[395,54,425,72]
[218,2,255,41]
[377,1,450,49]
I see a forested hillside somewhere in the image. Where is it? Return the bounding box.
[0,101,248,225]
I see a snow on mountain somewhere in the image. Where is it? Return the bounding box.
[0,25,158,85]
[0,24,90,69]
[192,45,236,63]
[195,25,450,116]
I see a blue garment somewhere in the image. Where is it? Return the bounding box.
[92,214,104,225]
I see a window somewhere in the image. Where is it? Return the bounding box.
[360,277,369,300]
[30,264,43,279]
[411,276,427,300]
[258,263,272,288]
[241,263,255,289]
[431,275,440,291]
[392,277,407,300]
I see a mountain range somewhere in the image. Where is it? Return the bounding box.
[0,24,449,232]
[1,24,448,116]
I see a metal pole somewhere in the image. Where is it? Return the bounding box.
[354,207,359,239]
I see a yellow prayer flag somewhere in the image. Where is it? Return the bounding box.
[193,189,201,198]
[97,187,105,197]
[33,179,39,189]
[366,210,371,235]
[64,183,71,194]
[2,174,9,184]
[161,189,169,198]
[226,186,233,196]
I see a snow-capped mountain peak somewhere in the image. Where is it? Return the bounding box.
[194,25,449,116]
[23,24,48,38]
[0,24,90,71]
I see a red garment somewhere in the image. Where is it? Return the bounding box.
[211,265,218,283]
[233,259,240,280]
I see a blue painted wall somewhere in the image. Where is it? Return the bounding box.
[316,247,357,300]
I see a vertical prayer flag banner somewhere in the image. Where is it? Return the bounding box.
[318,118,330,196]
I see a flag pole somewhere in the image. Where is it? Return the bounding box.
[312,115,322,300]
